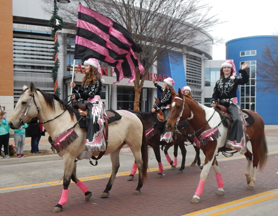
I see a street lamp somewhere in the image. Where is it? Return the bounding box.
[50,0,70,96]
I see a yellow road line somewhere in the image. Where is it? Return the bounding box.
[182,190,277,216]
[209,193,278,216]
[1,151,277,191]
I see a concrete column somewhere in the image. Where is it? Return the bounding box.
[111,85,117,110]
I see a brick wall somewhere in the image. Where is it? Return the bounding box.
[0,0,13,96]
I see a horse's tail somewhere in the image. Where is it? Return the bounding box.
[258,133,268,170]
[138,115,149,183]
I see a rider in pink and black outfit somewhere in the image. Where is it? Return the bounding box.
[211,60,249,153]
[70,58,106,152]
[152,77,176,143]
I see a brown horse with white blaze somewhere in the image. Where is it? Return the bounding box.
[8,83,148,213]
[166,89,268,203]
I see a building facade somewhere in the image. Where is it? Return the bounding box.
[8,0,213,113]
[203,36,278,125]
[226,36,278,125]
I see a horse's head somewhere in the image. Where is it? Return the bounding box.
[166,88,192,132]
[9,83,40,129]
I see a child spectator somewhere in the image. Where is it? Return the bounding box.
[14,123,28,158]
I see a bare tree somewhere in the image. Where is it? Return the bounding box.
[43,0,221,110]
[257,36,278,93]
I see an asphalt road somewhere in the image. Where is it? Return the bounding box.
[0,126,277,216]
[0,127,277,192]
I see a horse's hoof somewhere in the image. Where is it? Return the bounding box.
[101,192,109,198]
[85,191,92,201]
[52,204,63,213]
[191,197,200,203]
[171,165,176,169]
[133,190,141,195]
[177,170,183,174]
[215,189,225,196]
[247,185,254,190]
[190,163,196,166]
[156,173,164,178]
[127,175,134,181]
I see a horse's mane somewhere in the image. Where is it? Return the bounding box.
[22,88,75,120]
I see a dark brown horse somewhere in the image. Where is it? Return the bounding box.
[166,89,268,203]
[128,111,201,179]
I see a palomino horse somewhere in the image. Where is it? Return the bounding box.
[166,89,268,203]
[128,111,201,180]
[9,83,148,213]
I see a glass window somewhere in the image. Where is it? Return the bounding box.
[204,98,211,107]
[251,87,255,96]
[117,87,135,110]
[240,50,256,57]
[239,60,256,111]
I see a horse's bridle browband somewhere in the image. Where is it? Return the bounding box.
[20,90,66,125]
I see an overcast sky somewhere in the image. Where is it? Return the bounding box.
[207,0,278,60]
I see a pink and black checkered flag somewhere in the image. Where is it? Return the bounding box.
[74,4,144,84]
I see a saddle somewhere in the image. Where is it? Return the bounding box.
[156,110,164,122]
[73,102,122,125]
[215,103,255,127]
[72,102,122,161]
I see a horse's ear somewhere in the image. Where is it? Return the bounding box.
[171,88,176,99]
[178,88,183,97]
[23,85,28,91]
[29,83,36,93]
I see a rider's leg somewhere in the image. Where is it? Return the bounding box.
[227,103,245,153]
[160,109,173,143]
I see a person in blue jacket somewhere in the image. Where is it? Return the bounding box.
[14,123,28,158]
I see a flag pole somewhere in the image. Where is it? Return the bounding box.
[70,59,76,94]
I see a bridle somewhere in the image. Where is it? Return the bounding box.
[19,90,66,125]
[172,96,218,136]
[173,96,190,128]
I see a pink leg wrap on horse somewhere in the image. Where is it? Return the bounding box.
[58,189,69,206]
[76,180,88,193]
[215,173,224,188]
[173,157,178,167]
[158,162,163,173]
[130,163,137,175]
[195,180,205,197]
[165,154,172,163]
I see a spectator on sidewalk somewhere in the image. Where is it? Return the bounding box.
[25,117,42,154]
[0,111,10,159]
[14,123,28,158]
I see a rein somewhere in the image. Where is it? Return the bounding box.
[20,91,67,125]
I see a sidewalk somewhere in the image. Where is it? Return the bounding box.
[6,125,278,158]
